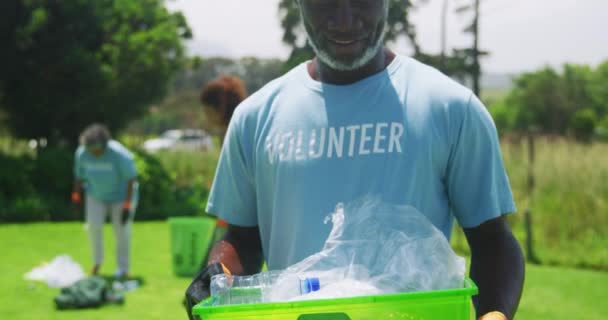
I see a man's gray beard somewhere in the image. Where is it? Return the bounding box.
[300,2,389,72]
[307,26,387,72]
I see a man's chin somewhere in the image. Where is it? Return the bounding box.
[325,56,360,69]
[316,47,381,72]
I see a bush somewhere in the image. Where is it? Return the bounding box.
[31,148,74,221]
[0,147,74,222]
[0,195,50,222]
[568,108,597,142]
[595,116,608,142]
[167,176,209,217]
[132,149,175,220]
[0,144,210,222]
[134,149,211,219]
[0,153,35,200]
[488,99,517,136]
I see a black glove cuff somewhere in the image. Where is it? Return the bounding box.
[185,263,227,320]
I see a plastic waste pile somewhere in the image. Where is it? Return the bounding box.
[210,197,465,305]
[25,255,86,288]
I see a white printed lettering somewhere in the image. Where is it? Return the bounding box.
[373,123,388,153]
[294,130,306,161]
[389,123,404,153]
[309,128,326,159]
[346,125,360,157]
[278,132,293,162]
[265,134,277,164]
[328,127,345,158]
[267,122,404,163]
[359,123,374,155]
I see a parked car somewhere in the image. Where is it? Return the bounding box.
[142,129,214,152]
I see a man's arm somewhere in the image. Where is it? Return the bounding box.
[463,216,525,319]
[120,177,137,224]
[184,224,264,319]
[124,177,137,203]
[73,148,84,199]
[207,224,264,275]
[73,179,84,195]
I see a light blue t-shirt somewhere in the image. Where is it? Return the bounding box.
[74,140,138,203]
[206,55,516,270]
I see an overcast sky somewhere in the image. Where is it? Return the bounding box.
[166,0,608,73]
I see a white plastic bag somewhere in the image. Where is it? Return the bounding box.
[25,255,86,288]
[281,197,465,300]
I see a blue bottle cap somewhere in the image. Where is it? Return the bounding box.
[303,277,320,294]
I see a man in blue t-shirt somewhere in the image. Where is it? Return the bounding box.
[186,1,524,319]
[73,124,138,278]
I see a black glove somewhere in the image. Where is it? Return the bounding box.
[184,263,226,320]
[121,202,131,225]
[121,208,130,225]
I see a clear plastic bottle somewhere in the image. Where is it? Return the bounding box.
[210,270,320,306]
[112,279,139,292]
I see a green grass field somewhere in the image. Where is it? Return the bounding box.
[3,134,607,270]
[152,137,608,271]
[447,138,608,271]
[503,139,608,270]
[0,222,606,320]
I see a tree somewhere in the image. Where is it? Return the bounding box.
[172,57,285,94]
[278,0,426,69]
[0,0,191,146]
[589,60,608,118]
[453,0,488,96]
[276,0,487,88]
[131,57,285,135]
[172,57,238,92]
[497,63,599,138]
[562,64,594,117]
[568,108,597,143]
[507,67,569,134]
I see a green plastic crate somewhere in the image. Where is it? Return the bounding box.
[193,278,478,320]
[168,216,217,277]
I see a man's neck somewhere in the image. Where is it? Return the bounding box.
[307,48,396,85]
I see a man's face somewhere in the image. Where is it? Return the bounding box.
[299,0,388,71]
[86,143,106,157]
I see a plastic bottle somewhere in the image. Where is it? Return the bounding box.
[111,279,139,292]
[210,270,320,306]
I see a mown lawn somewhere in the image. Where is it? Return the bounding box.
[0,222,606,320]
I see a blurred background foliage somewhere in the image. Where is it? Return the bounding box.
[0,0,607,273]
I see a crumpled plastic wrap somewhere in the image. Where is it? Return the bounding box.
[280,197,465,300]
[24,255,86,288]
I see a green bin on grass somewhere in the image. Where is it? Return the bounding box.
[193,278,478,320]
[169,216,217,277]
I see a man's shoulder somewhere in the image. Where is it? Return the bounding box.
[231,64,305,122]
[401,56,473,105]
[107,140,134,160]
[75,145,86,158]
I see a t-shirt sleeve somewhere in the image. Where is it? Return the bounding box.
[446,93,516,228]
[205,116,258,227]
[74,147,85,180]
